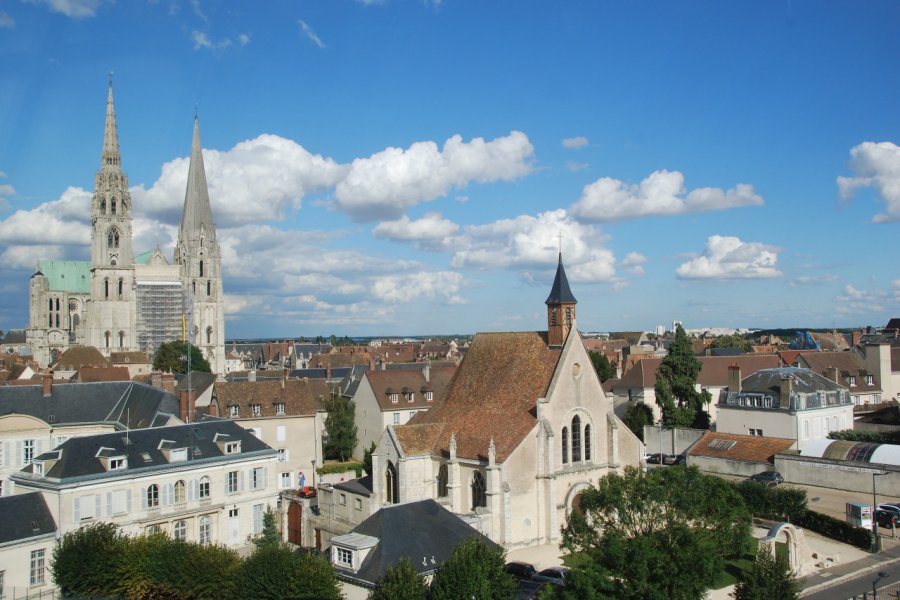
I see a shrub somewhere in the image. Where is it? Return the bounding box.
[794,510,872,550]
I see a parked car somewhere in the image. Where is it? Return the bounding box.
[876,509,900,529]
[663,454,682,465]
[532,566,570,586]
[877,503,900,517]
[505,561,537,580]
[646,453,667,465]
[749,471,784,485]
[672,455,687,466]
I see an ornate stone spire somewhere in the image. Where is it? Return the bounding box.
[101,79,121,169]
[178,117,216,244]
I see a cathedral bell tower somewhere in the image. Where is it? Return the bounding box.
[174,117,225,373]
[546,252,577,347]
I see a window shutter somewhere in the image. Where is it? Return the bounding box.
[262,467,268,489]
[106,492,113,516]
[15,441,22,466]
[2,442,9,467]
[163,483,173,506]
[95,495,101,518]
[127,490,132,513]
[189,479,197,501]
[141,487,147,510]
[36,439,44,456]
[239,471,245,492]
[224,478,229,495]
[73,496,80,522]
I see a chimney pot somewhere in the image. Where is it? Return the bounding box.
[42,368,53,397]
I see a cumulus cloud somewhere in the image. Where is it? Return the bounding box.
[0,187,91,246]
[837,141,900,223]
[620,252,647,276]
[334,131,534,221]
[450,208,617,284]
[373,212,459,248]
[570,169,763,222]
[0,183,15,208]
[562,136,588,149]
[835,283,897,316]
[238,33,250,46]
[192,30,232,50]
[0,11,15,28]
[371,271,465,304]
[133,133,346,227]
[676,235,781,280]
[298,20,325,48]
[32,0,102,18]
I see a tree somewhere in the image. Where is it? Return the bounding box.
[52,522,125,597]
[430,536,517,600]
[323,392,357,462]
[588,351,616,383]
[152,340,211,374]
[369,556,429,600]
[733,547,800,600]
[254,506,282,549]
[709,334,753,353]
[622,402,654,442]
[363,441,377,476]
[239,544,344,600]
[557,466,751,600]
[655,324,710,429]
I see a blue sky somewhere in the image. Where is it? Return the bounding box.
[0,0,898,339]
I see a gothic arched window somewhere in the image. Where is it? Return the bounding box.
[584,424,592,461]
[118,278,123,298]
[561,426,569,464]
[104,331,111,348]
[118,331,125,348]
[104,279,109,299]
[385,461,398,504]
[192,281,196,295]
[571,415,582,462]
[471,471,486,509]
[111,198,117,215]
[100,199,106,213]
[107,228,119,248]
[437,464,448,498]
[207,280,211,296]
[206,326,212,345]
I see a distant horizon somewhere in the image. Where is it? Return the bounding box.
[1,2,897,338]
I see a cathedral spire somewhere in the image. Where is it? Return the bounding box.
[178,117,216,243]
[101,79,121,169]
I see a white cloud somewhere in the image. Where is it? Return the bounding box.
[676,235,781,280]
[334,131,534,221]
[298,20,326,48]
[450,208,617,284]
[33,0,102,18]
[835,283,897,316]
[570,169,763,222]
[566,161,589,172]
[562,136,588,149]
[0,186,91,246]
[192,30,232,50]
[371,271,464,304]
[789,274,838,287]
[0,183,15,208]
[620,252,647,276]
[837,141,900,223]
[0,11,15,28]
[237,33,250,46]
[1,244,65,269]
[132,133,346,227]
[373,212,459,247]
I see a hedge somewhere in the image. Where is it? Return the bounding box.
[318,460,363,477]
[793,510,873,550]
[828,429,900,444]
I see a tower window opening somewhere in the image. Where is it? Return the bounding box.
[104,331,111,348]
[199,260,204,277]
[207,281,211,296]
[118,331,125,348]
[118,278,123,298]
[104,279,109,299]
[111,199,116,215]
[100,199,106,213]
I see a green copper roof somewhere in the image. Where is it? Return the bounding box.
[37,260,91,294]
[134,249,155,265]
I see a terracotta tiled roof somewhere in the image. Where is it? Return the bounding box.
[212,378,329,417]
[75,366,131,383]
[52,346,110,371]
[688,431,795,464]
[366,367,457,411]
[614,355,781,390]
[109,351,151,364]
[809,332,850,352]
[797,351,881,393]
[394,423,445,456]
[398,331,561,463]
[311,352,372,369]
[583,339,628,353]
[372,345,418,364]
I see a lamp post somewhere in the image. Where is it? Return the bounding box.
[658,419,665,464]
[311,459,317,489]
[873,471,887,553]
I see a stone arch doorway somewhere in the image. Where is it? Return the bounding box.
[759,522,813,576]
[287,502,302,545]
[565,482,591,516]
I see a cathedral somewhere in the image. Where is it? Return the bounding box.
[25,82,226,374]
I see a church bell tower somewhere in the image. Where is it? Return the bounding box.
[546,252,577,347]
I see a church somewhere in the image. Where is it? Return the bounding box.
[25,82,226,373]
[313,254,643,550]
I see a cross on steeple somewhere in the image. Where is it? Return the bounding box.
[557,231,564,255]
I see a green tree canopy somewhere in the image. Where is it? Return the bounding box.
[733,547,800,600]
[52,522,124,598]
[324,393,358,462]
[588,351,616,383]
[622,402,654,442]
[430,536,517,600]
[152,340,211,374]
[709,334,753,352]
[655,324,710,429]
[254,506,282,549]
[369,556,429,600]
[363,441,377,476]
[556,466,751,600]
[239,545,342,600]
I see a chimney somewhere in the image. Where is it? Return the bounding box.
[281,376,285,389]
[179,389,193,423]
[852,330,862,347]
[727,364,741,394]
[150,371,162,388]
[422,363,431,382]
[826,366,840,384]
[779,373,794,409]
[42,368,53,397]
[326,364,332,380]
[248,369,256,382]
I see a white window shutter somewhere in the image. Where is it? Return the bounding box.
[15,441,22,466]
[2,442,9,467]
[239,471,245,492]
[141,487,147,510]
[95,495,101,517]
[73,495,80,522]
[189,479,197,501]
[262,467,268,489]
[106,492,113,516]
[36,439,44,456]
[163,483,173,505]
[127,490,132,513]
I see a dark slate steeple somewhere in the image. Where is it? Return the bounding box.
[546,252,576,347]
[545,252,577,306]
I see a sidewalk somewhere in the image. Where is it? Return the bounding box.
[800,542,900,597]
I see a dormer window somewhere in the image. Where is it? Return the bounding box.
[425,391,433,402]
[389,393,399,404]
[33,461,45,477]
[406,393,414,403]
[251,404,261,417]
[169,448,187,463]
[225,442,240,454]
[335,547,353,568]
[109,457,126,470]
[848,376,856,386]
[230,405,239,418]
[866,375,874,385]
[275,402,285,415]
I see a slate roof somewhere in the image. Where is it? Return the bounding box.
[334,474,372,497]
[614,355,781,390]
[688,431,795,465]
[0,381,178,429]
[397,331,561,462]
[294,343,333,357]
[213,378,329,417]
[741,367,845,396]
[53,346,110,371]
[16,420,272,482]
[545,253,577,305]
[175,371,217,395]
[365,367,457,411]
[334,499,495,585]
[310,352,372,369]
[0,492,57,544]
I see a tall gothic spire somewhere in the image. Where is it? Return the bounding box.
[179,117,216,242]
[101,79,121,169]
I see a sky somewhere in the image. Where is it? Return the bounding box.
[0,0,898,339]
